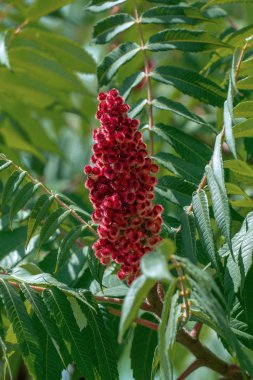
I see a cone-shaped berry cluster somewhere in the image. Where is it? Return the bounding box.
[84,89,163,284]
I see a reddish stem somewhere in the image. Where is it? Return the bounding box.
[134,3,154,156]
[107,307,158,331]
[190,322,203,340]
[177,359,204,380]
[8,281,44,293]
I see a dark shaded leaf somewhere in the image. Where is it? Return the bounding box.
[151,66,226,107]
[0,280,42,379]
[205,165,231,252]
[43,288,98,379]
[180,210,197,263]
[156,176,196,207]
[153,123,211,168]
[26,195,54,247]
[152,96,208,125]
[97,42,140,86]
[88,0,126,12]
[93,14,134,44]
[147,29,229,52]
[141,5,208,25]
[130,314,158,380]
[119,71,145,100]
[154,152,203,184]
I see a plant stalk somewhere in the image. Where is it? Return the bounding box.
[134,2,154,156]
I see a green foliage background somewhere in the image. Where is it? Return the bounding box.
[1,0,253,379]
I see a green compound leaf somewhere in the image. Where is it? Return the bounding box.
[21,284,71,368]
[119,71,145,100]
[237,76,253,90]
[141,5,209,25]
[128,99,148,119]
[10,182,40,228]
[78,292,119,380]
[97,42,140,86]
[9,48,83,92]
[0,69,56,108]
[152,96,208,126]
[151,66,227,107]
[0,227,26,260]
[26,195,55,247]
[223,212,253,305]
[130,314,158,380]
[202,0,253,8]
[38,209,71,252]
[192,190,220,271]
[224,78,236,158]
[205,165,232,253]
[156,175,196,207]
[158,282,178,380]
[0,33,11,69]
[153,123,211,168]
[43,288,98,379]
[233,119,253,138]
[1,170,27,209]
[244,266,253,333]
[146,29,229,52]
[93,14,135,44]
[0,158,12,172]
[55,225,90,273]
[141,251,173,283]
[88,0,126,13]
[234,101,253,118]
[26,0,76,20]
[212,133,225,189]
[86,247,105,287]
[148,0,181,4]
[119,275,156,343]
[15,28,95,73]
[180,210,197,264]
[224,160,253,185]
[153,152,203,184]
[0,280,42,379]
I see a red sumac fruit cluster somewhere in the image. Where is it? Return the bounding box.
[84,89,163,284]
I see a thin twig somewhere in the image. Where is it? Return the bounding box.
[235,41,249,82]
[8,281,44,293]
[95,295,152,311]
[176,328,229,376]
[7,19,29,47]
[0,154,98,237]
[190,322,203,340]
[7,276,245,379]
[176,359,204,380]
[134,2,154,156]
[95,296,124,306]
[107,307,158,331]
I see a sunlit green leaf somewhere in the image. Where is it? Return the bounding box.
[119,275,155,343]
[26,0,76,20]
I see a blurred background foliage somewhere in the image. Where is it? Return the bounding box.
[0,0,253,379]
